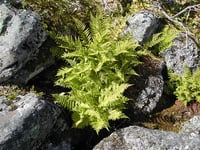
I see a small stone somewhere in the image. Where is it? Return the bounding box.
[162,33,200,76]
[122,11,160,44]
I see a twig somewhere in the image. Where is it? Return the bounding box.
[171,4,200,19]
[102,0,113,12]
[155,3,200,48]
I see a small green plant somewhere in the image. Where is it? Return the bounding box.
[142,25,179,56]
[29,85,44,97]
[53,12,143,133]
[0,85,43,100]
[167,67,200,105]
[0,85,24,100]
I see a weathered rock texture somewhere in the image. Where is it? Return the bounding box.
[0,93,68,150]
[9,38,55,84]
[122,11,160,44]
[0,4,53,84]
[125,56,165,116]
[180,115,200,137]
[163,33,200,76]
[121,11,165,116]
[93,126,200,150]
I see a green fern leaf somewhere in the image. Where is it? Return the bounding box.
[143,25,179,56]
[53,93,77,110]
[73,17,92,44]
[72,112,90,128]
[170,66,200,105]
[99,83,129,107]
[108,109,127,120]
[91,117,109,134]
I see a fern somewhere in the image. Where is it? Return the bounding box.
[143,25,179,56]
[167,66,200,105]
[53,12,143,133]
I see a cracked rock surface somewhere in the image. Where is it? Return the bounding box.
[0,4,50,84]
[0,93,68,150]
[93,126,200,150]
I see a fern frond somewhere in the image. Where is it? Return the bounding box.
[90,116,110,134]
[99,83,130,107]
[143,25,179,56]
[53,93,77,110]
[73,18,92,45]
[171,66,200,105]
[72,111,90,128]
[108,109,128,120]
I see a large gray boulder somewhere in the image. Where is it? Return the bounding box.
[9,38,55,84]
[163,33,200,76]
[0,4,53,84]
[122,11,160,44]
[93,126,200,150]
[0,93,69,150]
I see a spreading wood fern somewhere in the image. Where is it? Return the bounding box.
[142,25,179,56]
[167,67,200,105]
[53,12,142,133]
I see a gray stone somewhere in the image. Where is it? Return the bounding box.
[0,4,47,83]
[93,126,200,150]
[180,115,200,137]
[122,11,160,44]
[47,141,71,150]
[134,75,164,113]
[121,12,164,116]
[10,39,55,84]
[0,93,68,150]
[0,96,12,111]
[162,33,200,76]
[125,56,165,115]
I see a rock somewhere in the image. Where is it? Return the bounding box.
[0,0,22,6]
[47,141,71,150]
[125,56,166,116]
[122,11,160,44]
[93,126,200,150]
[0,93,69,150]
[180,115,200,137]
[121,11,164,116]
[135,75,164,113]
[10,38,55,84]
[162,33,200,76]
[0,4,49,84]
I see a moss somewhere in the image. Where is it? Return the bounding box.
[0,84,43,101]
[23,0,102,35]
